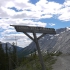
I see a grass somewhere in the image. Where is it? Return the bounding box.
[15,51,62,70]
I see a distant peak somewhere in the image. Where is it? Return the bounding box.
[66,27,70,31]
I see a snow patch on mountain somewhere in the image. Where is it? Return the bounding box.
[18,27,70,56]
[49,35,54,36]
[54,34,59,36]
[66,27,70,31]
[50,37,54,39]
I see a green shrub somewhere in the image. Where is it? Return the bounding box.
[15,52,58,70]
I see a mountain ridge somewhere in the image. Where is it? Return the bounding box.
[0,42,22,53]
[18,27,70,57]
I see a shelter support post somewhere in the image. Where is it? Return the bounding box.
[10,25,56,70]
[33,32,46,70]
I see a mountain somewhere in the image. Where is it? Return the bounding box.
[18,27,70,57]
[0,42,22,52]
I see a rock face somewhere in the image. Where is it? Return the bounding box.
[39,27,70,54]
[0,42,22,52]
[20,27,70,56]
[52,54,70,70]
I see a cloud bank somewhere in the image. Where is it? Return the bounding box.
[0,0,70,47]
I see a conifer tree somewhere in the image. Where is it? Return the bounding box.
[12,42,18,69]
[5,43,9,70]
[0,42,5,70]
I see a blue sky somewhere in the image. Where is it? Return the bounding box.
[30,0,39,4]
[29,0,70,29]
[30,0,64,4]
[30,0,70,29]
[48,0,64,4]
[0,0,70,47]
[40,18,70,29]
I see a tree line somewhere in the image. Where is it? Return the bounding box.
[0,42,18,70]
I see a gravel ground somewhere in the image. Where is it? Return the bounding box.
[52,54,70,70]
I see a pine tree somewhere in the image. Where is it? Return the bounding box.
[5,43,9,70]
[12,42,18,69]
[0,42,5,70]
[8,47,12,70]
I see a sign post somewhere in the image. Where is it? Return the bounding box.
[33,32,46,70]
[10,25,56,70]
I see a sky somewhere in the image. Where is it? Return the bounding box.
[0,0,70,48]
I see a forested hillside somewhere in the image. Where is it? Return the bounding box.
[0,42,18,70]
[15,51,62,70]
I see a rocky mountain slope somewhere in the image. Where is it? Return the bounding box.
[0,42,22,52]
[39,27,70,54]
[19,27,70,56]
[52,54,70,70]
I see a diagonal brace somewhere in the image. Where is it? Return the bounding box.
[23,32,34,41]
[37,33,47,40]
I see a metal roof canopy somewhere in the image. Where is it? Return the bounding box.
[10,25,56,70]
[11,25,56,34]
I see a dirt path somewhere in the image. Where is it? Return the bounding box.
[52,54,70,70]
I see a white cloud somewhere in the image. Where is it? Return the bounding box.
[0,0,63,20]
[64,0,70,7]
[57,0,70,21]
[15,0,29,3]
[0,0,70,47]
[0,0,70,21]
[0,18,46,47]
[5,1,15,7]
[1,33,32,47]
[17,38,32,47]
[49,23,55,26]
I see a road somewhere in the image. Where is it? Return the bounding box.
[52,54,70,70]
